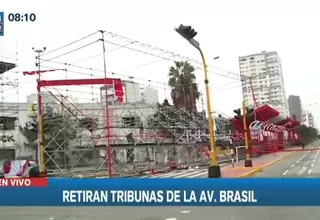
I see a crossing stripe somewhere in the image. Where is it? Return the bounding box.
[143,169,208,178]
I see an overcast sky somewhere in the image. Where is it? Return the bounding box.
[1,0,320,126]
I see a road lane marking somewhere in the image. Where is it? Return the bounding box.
[308,169,312,174]
[311,163,315,167]
[302,152,310,159]
[165,218,177,220]
[312,150,320,162]
[150,171,183,178]
[299,166,308,175]
[174,170,204,178]
[290,164,295,168]
[282,170,289,175]
[187,170,208,178]
[181,211,191,214]
[304,161,312,166]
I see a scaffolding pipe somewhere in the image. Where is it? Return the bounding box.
[100,30,113,178]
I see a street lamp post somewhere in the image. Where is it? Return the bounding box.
[174,24,221,178]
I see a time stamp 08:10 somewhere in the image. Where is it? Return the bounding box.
[0,12,37,36]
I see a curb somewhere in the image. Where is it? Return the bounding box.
[237,167,263,178]
[237,152,295,178]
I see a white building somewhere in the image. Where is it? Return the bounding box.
[0,83,160,162]
[140,87,159,104]
[239,51,289,116]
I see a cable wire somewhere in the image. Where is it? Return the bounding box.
[44,40,100,62]
[103,31,245,80]
[41,31,99,57]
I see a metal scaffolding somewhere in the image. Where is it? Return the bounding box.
[24,31,235,177]
[0,42,19,157]
[34,79,215,177]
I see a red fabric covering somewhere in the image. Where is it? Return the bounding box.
[102,78,124,104]
[3,160,11,174]
[112,79,124,103]
[20,160,29,176]
[252,105,279,121]
[231,104,301,131]
[2,160,30,176]
[276,117,292,126]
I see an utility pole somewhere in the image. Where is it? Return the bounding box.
[32,47,46,176]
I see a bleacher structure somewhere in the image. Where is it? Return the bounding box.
[22,30,234,177]
[35,83,217,177]
[0,45,20,158]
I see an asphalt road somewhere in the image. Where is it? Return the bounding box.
[2,206,320,220]
[253,142,320,178]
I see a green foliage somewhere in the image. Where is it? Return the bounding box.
[295,125,319,144]
[168,61,199,112]
[146,61,205,138]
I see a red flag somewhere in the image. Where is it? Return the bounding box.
[22,69,65,76]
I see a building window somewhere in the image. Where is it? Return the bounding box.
[0,117,16,130]
[122,117,141,127]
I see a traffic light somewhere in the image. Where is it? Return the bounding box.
[175,25,197,40]
[233,108,241,119]
[233,107,254,119]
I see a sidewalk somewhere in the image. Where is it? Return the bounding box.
[221,150,296,178]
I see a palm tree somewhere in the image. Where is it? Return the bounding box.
[168,61,200,112]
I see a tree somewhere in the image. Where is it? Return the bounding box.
[295,125,319,144]
[168,61,200,112]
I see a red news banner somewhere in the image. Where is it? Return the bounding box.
[0,178,47,187]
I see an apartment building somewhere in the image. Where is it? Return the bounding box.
[239,51,289,116]
[288,95,303,122]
